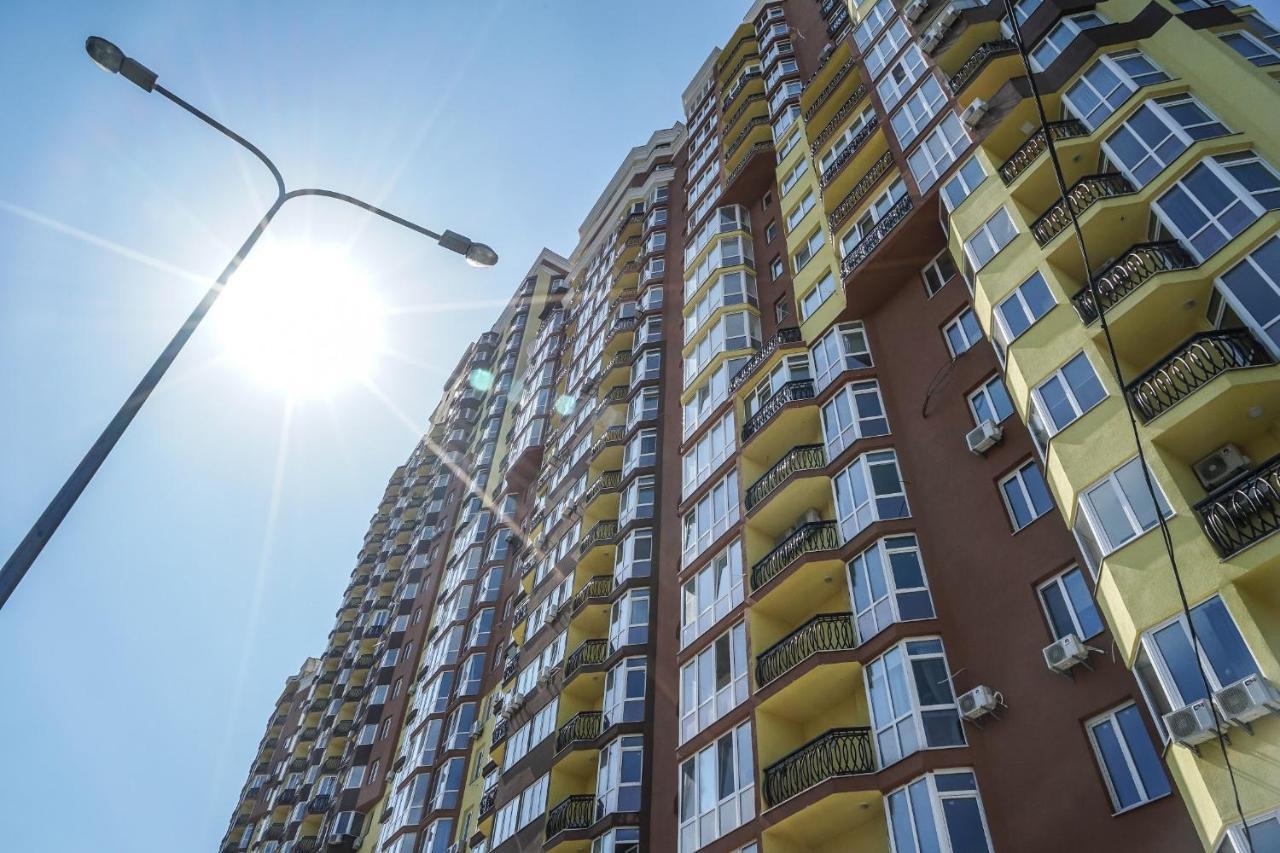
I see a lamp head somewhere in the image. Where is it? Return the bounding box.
[438,230,498,268]
[84,36,157,91]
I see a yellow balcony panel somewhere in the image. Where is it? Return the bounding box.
[599,347,633,389]
[802,48,859,133]
[576,519,617,574]
[725,117,774,178]
[561,638,608,701]
[718,26,758,88]
[682,301,762,359]
[611,260,640,293]
[610,237,641,275]
[553,711,603,775]
[747,521,843,613]
[728,327,807,402]
[807,81,869,160]
[741,383,822,463]
[724,86,768,144]
[818,121,888,206]
[589,426,626,473]
[928,0,1006,76]
[746,460,831,539]
[580,471,622,524]
[602,317,636,358]
[759,726,877,812]
[763,791,888,853]
[754,614,859,702]
[946,38,1021,110]
[1000,119,1094,205]
[569,575,613,638]
[825,151,896,229]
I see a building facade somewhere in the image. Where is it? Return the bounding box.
[221,0,1280,851]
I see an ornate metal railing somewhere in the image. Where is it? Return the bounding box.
[829,151,895,231]
[804,56,855,122]
[572,575,614,613]
[545,795,596,839]
[578,519,619,556]
[479,788,496,818]
[601,385,628,407]
[726,140,774,187]
[840,195,913,276]
[998,119,1089,184]
[750,521,842,591]
[556,711,604,752]
[746,445,827,511]
[948,38,1018,94]
[725,92,768,136]
[1195,453,1280,557]
[827,5,851,36]
[602,348,633,376]
[1126,329,1274,422]
[607,315,637,340]
[565,639,608,679]
[742,379,817,441]
[584,470,622,506]
[725,115,771,162]
[809,84,868,155]
[512,600,528,625]
[591,426,626,459]
[502,658,518,684]
[491,718,509,746]
[819,114,881,188]
[1070,241,1197,324]
[756,613,856,687]
[730,327,804,393]
[762,727,875,807]
[1031,173,1134,245]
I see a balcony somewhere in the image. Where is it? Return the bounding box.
[1125,329,1275,423]
[828,151,894,231]
[546,794,596,840]
[750,521,842,592]
[578,519,618,558]
[839,195,913,277]
[556,711,603,753]
[572,575,614,613]
[491,717,509,746]
[946,38,1018,96]
[998,120,1089,185]
[1031,173,1134,246]
[818,114,880,189]
[730,327,804,394]
[803,56,855,123]
[1196,453,1280,558]
[762,727,875,808]
[756,612,856,688]
[742,379,816,441]
[746,444,826,512]
[1070,241,1197,325]
[479,788,496,818]
[808,84,867,156]
[565,638,608,680]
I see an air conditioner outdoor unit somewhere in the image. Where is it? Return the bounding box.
[966,419,1003,455]
[905,0,930,21]
[819,43,835,61]
[936,2,961,28]
[1043,633,1090,672]
[1164,699,1224,747]
[961,98,990,127]
[1214,674,1280,726]
[920,25,944,52]
[1193,444,1251,491]
[958,685,1001,720]
[802,507,822,525]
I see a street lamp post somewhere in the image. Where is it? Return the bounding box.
[0,37,499,610]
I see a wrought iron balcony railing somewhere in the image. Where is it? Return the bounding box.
[479,788,496,818]
[819,114,881,188]
[490,718,509,746]
[572,575,614,613]
[1195,452,1280,557]
[726,116,772,162]
[829,151,895,231]
[565,639,608,679]
[578,519,618,557]
[809,84,868,155]
[762,726,875,808]
[804,56,855,122]
[998,119,1089,184]
[730,327,803,394]
[1069,241,1197,324]
[746,445,827,511]
[1125,328,1274,422]
[1031,173,1134,245]
[840,195,913,276]
[726,140,774,188]
[948,38,1018,95]
[750,521,842,591]
[756,612,856,687]
[742,379,817,441]
[546,794,596,839]
[556,711,603,753]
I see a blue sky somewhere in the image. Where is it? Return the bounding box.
[0,2,744,850]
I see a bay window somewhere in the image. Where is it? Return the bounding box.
[609,588,650,653]
[680,539,744,647]
[1153,151,1280,260]
[848,534,935,643]
[614,527,653,583]
[839,179,909,258]
[1029,12,1107,71]
[623,427,657,476]
[678,723,756,853]
[810,321,872,389]
[890,75,946,148]
[596,735,644,817]
[821,379,890,458]
[679,621,749,742]
[1215,234,1280,354]
[867,638,965,766]
[1103,95,1228,186]
[887,770,993,853]
[682,411,735,498]
[908,113,968,190]
[682,470,740,566]
[832,449,910,540]
[1073,457,1172,571]
[1064,49,1169,130]
[603,657,647,728]
[618,475,655,526]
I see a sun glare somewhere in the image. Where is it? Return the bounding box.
[216,243,385,396]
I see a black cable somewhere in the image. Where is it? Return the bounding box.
[994,4,1256,848]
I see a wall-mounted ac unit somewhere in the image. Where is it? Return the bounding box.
[961,98,990,127]
[1193,444,1251,491]
[935,2,962,28]
[1214,674,1280,726]
[920,25,944,52]
[966,419,1002,454]
[1043,633,1089,672]
[1163,699,1224,747]
[958,685,1001,720]
[905,0,930,22]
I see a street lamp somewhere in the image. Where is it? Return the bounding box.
[0,36,499,609]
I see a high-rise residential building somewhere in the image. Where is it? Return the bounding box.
[219,1,1280,851]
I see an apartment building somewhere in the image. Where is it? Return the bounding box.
[220,0,1280,850]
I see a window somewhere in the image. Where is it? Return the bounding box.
[810,321,872,390]
[994,270,1055,342]
[887,770,993,853]
[744,355,810,419]
[1064,49,1169,130]
[770,256,784,280]
[833,449,910,540]
[491,774,550,845]
[766,220,778,242]
[999,460,1054,531]
[1134,595,1260,729]
[1218,810,1280,852]
[867,638,965,766]
[943,308,983,357]
[821,379,890,458]
[1032,352,1107,435]
[1153,151,1280,261]
[630,349,661,384]
[680,539,744,647]
[682,411,735,497]
[623,427,657,475]
[1073,458,1172,570]
[877,45,928,109]
[942,155,987,211]
[921,251,957,298]
[865,19,911,78]
[968,375,1014,425]
[596,735,644,817]
[854,0,894,49]
[818,108,877,175]
[1104,95,1229,186]
[1030,12,1107,71]
[1245,13,1280,50]
[1215,235,1280,353]
[1038,566,1104,641]
[840,179,909,262]
[678,723,756,853]
[614,527,653,583]
[682,471,740,566]
[502,699,559,769]
[908,113,968,190]
[431,757,465,810]
[593,829,642,853]
[798,269,838,320]
[1220,29,1280,65]
[1086,704,1171,812]
[679,621,749,742]
[793,228,826,272]
[603,657,646,727]
[963,207,1017,271]
[785,190,816,231]
[780,158,810,196]
[618,475,655,526]
[774,295,791,323]
[626,386,659,427]
[848,534,935,643]
[609,588,650,653]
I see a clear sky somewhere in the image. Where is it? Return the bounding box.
[0,2,745,851]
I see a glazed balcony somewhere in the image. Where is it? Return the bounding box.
[756,612,856,688]
[746,444,827,512]
[730,326,804,394]
[545,794,596,840]
[998,119,1089,185]
[555,711,603,753]
[742,379,816,442]
[1195,453,1280,558]
[839,195,913,278]
[1031,173,1135,246]
[1125,329,1275,423]
[750,520,842,592]
[762,726,875,808]
[1070,241,1198,325]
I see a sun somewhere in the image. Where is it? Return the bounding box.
[215,242,385,396]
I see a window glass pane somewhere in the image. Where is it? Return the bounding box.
[1191,597,1258,686]
[1115,704,1171,801]
[941,797,991,853]
[1092,718,1143,808]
